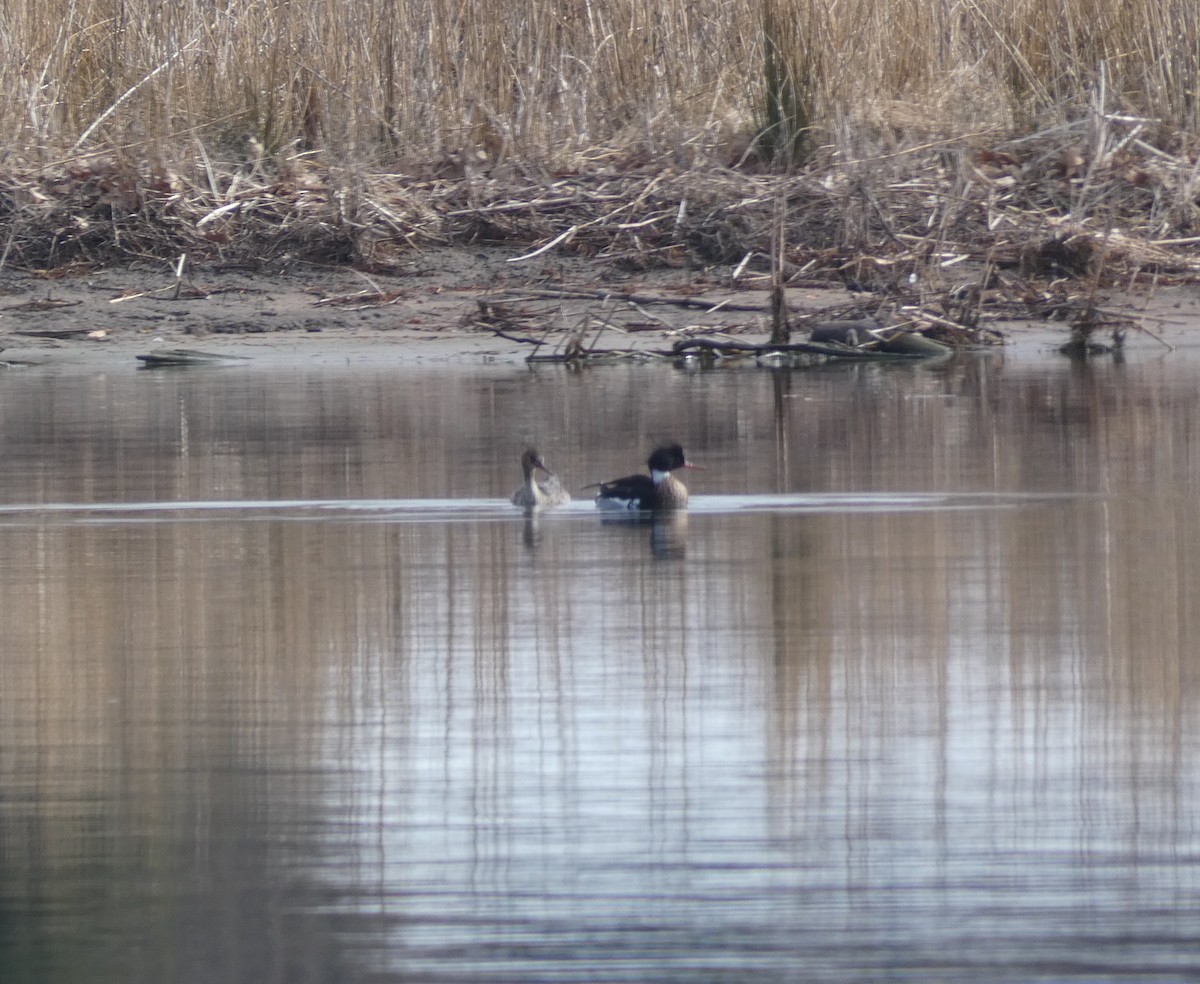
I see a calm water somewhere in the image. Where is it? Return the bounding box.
[2,344,1200,983]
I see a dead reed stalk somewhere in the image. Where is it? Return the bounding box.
[1,0,1197,168]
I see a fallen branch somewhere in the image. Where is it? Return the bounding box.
[495,286,767,312]
[4,297,80,312]
[508,224,579,262]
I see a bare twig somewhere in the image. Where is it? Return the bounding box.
[71,39,203,153]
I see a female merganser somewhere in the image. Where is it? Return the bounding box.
[589,442,700,512]
[511,447,571,508]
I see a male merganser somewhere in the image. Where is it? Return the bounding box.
[510,447,571,508]
[589,442,700,512]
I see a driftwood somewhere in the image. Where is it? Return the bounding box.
[12,325,92,338]
[673,330,953,361]
[490,326,955,365]
[135,348,251,367]
[478,276,987,364]
[478,269,1179,363]
[4,298,81,313]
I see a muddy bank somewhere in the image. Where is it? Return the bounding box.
[0,246,1196,369]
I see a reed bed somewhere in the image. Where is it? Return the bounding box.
[0,0,1198,291]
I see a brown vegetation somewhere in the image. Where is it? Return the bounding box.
[1,0,1199,346]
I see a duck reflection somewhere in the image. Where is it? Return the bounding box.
[521,511,541,549]
[649,510,688,559]
[595,508,688,559]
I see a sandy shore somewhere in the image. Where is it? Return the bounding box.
[1,247,1195,369]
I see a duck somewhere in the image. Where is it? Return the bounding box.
[588,442,700,512]
[510,447,571,509]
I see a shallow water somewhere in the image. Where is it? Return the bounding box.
[2,347,1200,982]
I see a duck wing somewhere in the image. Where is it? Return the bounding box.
[593,473,655,511]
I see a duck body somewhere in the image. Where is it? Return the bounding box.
[592,443,697,512]
[511,447,570,509]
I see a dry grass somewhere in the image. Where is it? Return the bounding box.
[0,0,1198,295]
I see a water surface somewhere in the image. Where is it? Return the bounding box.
[2,348,1199,982]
